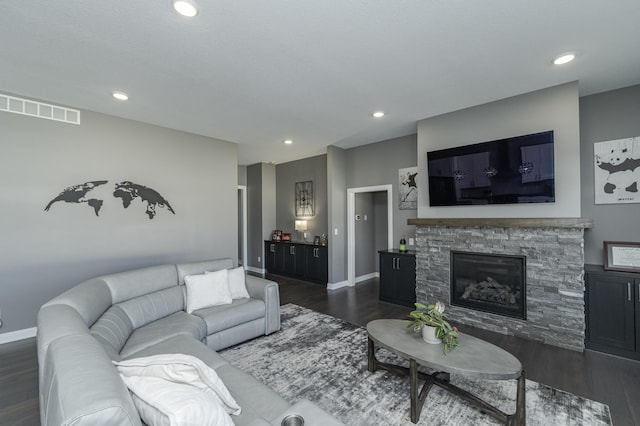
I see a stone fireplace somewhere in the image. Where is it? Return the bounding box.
[408,218,593,352]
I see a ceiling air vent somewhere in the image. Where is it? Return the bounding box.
[0,93,80,125]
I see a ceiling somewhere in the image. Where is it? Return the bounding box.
[1,1,639,165]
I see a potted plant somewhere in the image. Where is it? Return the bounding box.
[407,301,459,355]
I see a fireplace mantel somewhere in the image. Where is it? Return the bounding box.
[408,217,593,229]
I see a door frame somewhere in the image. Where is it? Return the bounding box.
[347,184,393,287]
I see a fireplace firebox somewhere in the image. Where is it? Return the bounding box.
[450,251,526,320]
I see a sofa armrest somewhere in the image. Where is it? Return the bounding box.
[271,399,344,426]
[245,275,281,335]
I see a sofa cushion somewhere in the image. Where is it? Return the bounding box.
[205,319,266,352]
[90,305,134,361]
[177,259,234,285]
[192,298,265,335]
[120,311,207,359]
[122,334,229,370]
[215,364,289,426]
[103,264,179,305]
[118,286,185,329]
[185,270,232,313]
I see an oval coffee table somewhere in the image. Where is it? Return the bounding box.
[367,319,525,425]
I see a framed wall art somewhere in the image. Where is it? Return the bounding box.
[604,241,640,273]
[594,136,640,204]
[295,181,314,217]
[398,167,418,210]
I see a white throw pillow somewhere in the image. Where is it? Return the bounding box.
[121,375,235,426]
[184,269,232,313]
[115,353,241,415]
[226,267,250,299]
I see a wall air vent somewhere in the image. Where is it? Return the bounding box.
[0,93,80,125]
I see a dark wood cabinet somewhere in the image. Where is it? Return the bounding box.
[265,241,285,274]
[265,241,328,284]
[284,243,306,277]
[379,250,416,308]
[305,245,328,283]
[585,264,640,360]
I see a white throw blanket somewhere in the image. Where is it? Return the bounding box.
[115,354,241,426]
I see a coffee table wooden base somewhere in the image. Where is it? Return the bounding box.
[368,337,526,425]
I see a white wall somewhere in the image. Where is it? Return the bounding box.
[417,82,581,218]
[0,107,238,334]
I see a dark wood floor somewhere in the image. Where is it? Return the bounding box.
[1,275,639,425]
[276,275,640,426]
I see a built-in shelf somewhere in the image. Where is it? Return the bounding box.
[407,217,593,229]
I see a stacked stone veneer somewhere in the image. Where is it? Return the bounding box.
[415,225,586,351]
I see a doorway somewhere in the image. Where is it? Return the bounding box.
[347,185,393,287]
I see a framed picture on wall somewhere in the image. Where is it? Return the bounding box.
[398,167,418,210]
[604,241,640,273]
[295,181,314,217]
[594,136,640,204]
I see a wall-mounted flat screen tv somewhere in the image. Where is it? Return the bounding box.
[427,130,554,206]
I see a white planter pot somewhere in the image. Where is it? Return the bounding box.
[422,325,442,344]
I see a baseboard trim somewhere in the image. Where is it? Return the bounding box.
[327,280,350,290]
[355,272,379,283]
[0,327,37,344]
[246,266,265,275]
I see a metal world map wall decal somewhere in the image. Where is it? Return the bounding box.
[44,180,175,219]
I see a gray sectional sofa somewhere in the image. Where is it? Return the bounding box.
[36,258,343,426]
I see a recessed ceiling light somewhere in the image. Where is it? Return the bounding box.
[553,53,575,65]
[172,0,199,17]
[373,111,385,118]
[112,91,129,101]
[283,139,293,145]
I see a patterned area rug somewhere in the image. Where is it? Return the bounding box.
[220,304,612,426]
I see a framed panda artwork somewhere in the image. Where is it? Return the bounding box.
[594,136,640,204]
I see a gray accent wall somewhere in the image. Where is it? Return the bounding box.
[276,155,327,241]
[238,165,247,186]
[417,82,581,219]
[344,134,418,250]
[0,108,238,334]
[246,163,276,270]
[580,84,640,265]
[247,164,263,270]
[323,136,417,285]
[373,191,389,272]
[327,146,347,284]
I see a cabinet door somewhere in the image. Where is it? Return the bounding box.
[305,246,328,283]
[265,242,276,272]
[586,272,635,351]
[379,253,397,301]
[284,244,305,277]
[396,256,417,307]
[379,253,416,308]
[265,242,285,273]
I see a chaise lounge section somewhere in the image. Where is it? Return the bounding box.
[36,258,343,426]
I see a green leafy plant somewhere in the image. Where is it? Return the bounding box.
[407,301,459,355]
